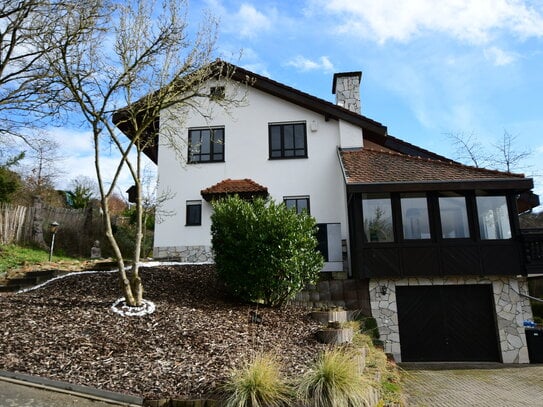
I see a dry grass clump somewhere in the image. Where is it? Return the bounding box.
[297,348,377,407]
[222,354,292,407]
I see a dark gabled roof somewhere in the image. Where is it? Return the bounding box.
[383,134,458,163]
[114,61,388,163]
[226,63,387,142]
[200,178,269,201]
[339,147,534,193]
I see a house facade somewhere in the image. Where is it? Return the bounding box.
[128,63,541,363]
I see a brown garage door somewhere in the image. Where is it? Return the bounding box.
[396,284,500,362]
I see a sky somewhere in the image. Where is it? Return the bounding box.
[46,0,543,208]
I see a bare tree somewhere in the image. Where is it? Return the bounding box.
[492,131,531,173]
[21,135,64,193]
[446,132,490,168]
[0,0,63,139]
[34,0,243,308]
[446,130,531,173]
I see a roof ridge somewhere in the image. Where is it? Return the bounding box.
[228,63,386,130]
[360,147,525,178]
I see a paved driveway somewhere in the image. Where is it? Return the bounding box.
[400,363,543,406]
[0,380,126,407]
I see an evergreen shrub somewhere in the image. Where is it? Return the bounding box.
[211,196,323,307]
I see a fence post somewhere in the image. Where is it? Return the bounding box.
[31,195,47,249]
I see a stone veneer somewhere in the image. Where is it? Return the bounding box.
[153,245,214,263]
[369,275,533,363]
[334,75,361,114]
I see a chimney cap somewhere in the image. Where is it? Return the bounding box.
[332,71,362,94]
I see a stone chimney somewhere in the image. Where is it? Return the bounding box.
[332,71,362,114]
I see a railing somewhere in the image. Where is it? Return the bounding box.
[520,229,543,273]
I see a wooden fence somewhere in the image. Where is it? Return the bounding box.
[0,203,28,245]
[0,201,105,256]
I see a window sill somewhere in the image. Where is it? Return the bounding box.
[188,161,225,165]
[268,156,308,160]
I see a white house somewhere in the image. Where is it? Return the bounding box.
[152,67,385,272]
[118,62,542,364]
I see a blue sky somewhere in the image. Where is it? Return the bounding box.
[191,0,543,207]
[49,0,543,208]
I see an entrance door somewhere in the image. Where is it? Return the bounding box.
[396,284,500,362]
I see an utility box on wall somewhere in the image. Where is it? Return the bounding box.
[317,223,343,272]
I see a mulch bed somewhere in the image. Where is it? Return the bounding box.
[0,265,325,399]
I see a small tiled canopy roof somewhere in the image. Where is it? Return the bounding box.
[339,148,534,193]
[201,178,269,201]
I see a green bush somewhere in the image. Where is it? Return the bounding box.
[222,354,292,407]
[211,196,323,307]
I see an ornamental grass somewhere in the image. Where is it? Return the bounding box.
[222,354,292,407]
[297,348,376,407]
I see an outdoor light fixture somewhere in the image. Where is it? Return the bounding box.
[49,221,59,262]
[380,285,388,296]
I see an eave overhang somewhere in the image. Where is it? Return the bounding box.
[345,178,535,194]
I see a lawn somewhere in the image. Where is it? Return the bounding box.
[0,244,86,276]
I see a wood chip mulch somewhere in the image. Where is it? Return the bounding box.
[0,265,326,399]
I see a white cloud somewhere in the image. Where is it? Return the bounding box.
[235,4,272,38]
[484,46,518,66]
[286,55,336,73]
[205,1,273,39]
[309,0,543,44]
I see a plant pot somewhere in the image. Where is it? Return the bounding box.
[315,327,353,344]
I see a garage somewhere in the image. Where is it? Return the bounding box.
[396,284,501,362]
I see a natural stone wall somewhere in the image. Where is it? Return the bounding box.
[291,277,371,314]
[369,276,533,363]
[153,245,213,263]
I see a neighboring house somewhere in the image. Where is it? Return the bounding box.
[118,62,543,364]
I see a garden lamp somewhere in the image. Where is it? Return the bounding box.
[49,221,59,261]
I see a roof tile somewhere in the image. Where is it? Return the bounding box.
[340,148,525,184]
[200,178,268,201]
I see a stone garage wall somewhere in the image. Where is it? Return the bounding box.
[369,275,533,363]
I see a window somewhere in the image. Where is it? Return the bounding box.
[476,195,511,240]
[284,196,310,214]
[209,86,225,100]
[362,193,394,242]
[269,122,307,159]
[186,200,202,226]
[400,194,431,240]
[188,127,224,163]
[438,194,470,239]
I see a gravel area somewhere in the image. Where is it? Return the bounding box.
[0,265,325,399]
